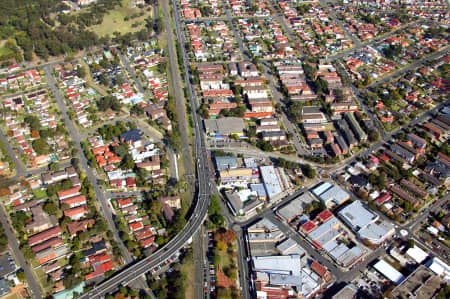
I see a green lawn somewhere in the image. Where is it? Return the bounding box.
[0,46,14,57]
[32,189,47,200]
[88,0,152,37]
[180,253,194,299]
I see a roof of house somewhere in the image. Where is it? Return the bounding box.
[120,129,143,142]
[64,205,87,217]
[28,226,62,246]
[57,186,81,199]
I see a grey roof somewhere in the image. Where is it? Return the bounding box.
[262,131,286,138]
[204,117,245,136]
[120,129,142,143]
[276,238,305,256]
[344,112,367,142]
[338,200,378,232]
[250,183,267,198]
[335,135,349,152]
[302,106,322,115]
[278,197,304,221]
[215,156,238,171]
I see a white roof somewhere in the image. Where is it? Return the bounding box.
[237,189,258,202]
[318,185,350,205]
[312,182,332,196]
[427,226,439,235]
[427,257,450,278]
[374,260,405,285]
[406,245,428,263]
[253,255,301,276]
[260,166,283,199]
[338,200,378,232]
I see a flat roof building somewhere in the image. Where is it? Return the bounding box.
[392,265,444,299]
[312,182,350,207]
[204,117,245,137]
[277,192,315,223]
[215,156,238,171]
[260,166,283,200]
[373,260,405,285]
[338,200,394,244]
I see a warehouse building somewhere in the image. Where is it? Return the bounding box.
[312,182,350,207]
[338,200,395,245]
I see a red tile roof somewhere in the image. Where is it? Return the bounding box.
[317,210,333,223]
[64,205,87,218]
[28,227,62,247]
[57,186,81,200]
[61,195,87,206]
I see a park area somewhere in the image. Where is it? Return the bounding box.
[83,0,154,37]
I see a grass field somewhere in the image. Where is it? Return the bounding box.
[88,0,152,37]
[180,254,194,299]
[0,46,14,57]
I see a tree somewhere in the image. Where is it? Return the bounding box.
[303,164,316,179]
[215,229,236,245]
[49,162,59,172]
[77,66,86,78]
[43,200,58,216]
[368,129,380,142]
[113,143,129,158]
[130,104,144,116]
[17,270,26,282]
[32,138,49,155]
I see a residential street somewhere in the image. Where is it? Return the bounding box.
[43,66,150,292]
[0,207,42,299]
[0,2,446,299]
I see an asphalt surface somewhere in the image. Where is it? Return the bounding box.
[261,61,309,156]
[193,228,205,299]
[220,0,249,60]
[44,66,150,293]
[0,207,42,299]
[117,50,146,95]
[164,0,194,186]
[76,0,213,297]
[318,0,362,47]
[0,125,26,177]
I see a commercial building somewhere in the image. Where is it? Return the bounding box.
[373,260,405,285]
[392,265,444,299]
[338,200,395,245]
[225,189,263,216]
[426,257,450,282]
[276,238,306,256]
[252,255,321,299]
[260,166,284,200]
[277,192,315,223]
[405,245,429,264]
[332,284,358,299]
[312,182,350,207]
[215,156,238,171]
[204,117,245,137]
